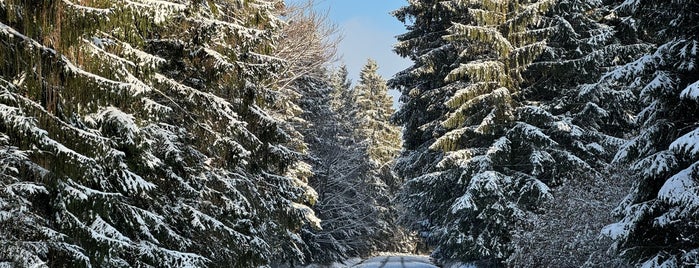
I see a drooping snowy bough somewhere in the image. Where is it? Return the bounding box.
[0,0,318,266]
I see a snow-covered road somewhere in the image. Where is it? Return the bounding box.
[352,255,439,268]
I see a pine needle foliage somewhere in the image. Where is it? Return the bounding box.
[0,1,318,266]
[601,1,699,266]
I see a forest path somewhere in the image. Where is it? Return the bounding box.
[352,255,439,268]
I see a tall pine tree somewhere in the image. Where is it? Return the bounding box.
[391,0,633,264]
[352,59,406,252]
[506,0,652,265]
[391,0,463,178]
[353,59,402,174]
[0,0,318,266]
[602,1,699,266]
[304,60,408,263]
[421,0,555,264]
[390,0,466,245]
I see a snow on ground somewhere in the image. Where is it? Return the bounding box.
[287,257,362,268]
[441,262,479,268]
[349,255,479,268]
[352,255,437,268]
[293,254,446,268]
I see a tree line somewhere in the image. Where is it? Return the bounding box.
[1,0,698,267]
[392,0,698,266]
[0,0,404,266]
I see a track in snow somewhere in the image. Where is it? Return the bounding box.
[352,255,439,268]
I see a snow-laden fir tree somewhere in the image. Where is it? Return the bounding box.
[353,59,402,175]
[350,59,407,251]
[300,61,408,263]
[296,68,394,263]
[390,0,466,242]
[392,0,628,264]
[267,2,359,264]
[506,0,652,265]
[330,65,356,132]
[296,69,360,264]
[601,1,699,266]
[269,2,410,262]
[302,66,363,263]
[0,0,318,266]
[423,0,555,264]
[296,59,406,263]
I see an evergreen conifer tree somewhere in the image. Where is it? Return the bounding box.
[390,1,466,249]
[391,0,631,264]
[421,1,555,264]
[391,0,463,182]
[297,71,359,263]
[506,0,652,265]
[602,1,699,266]
[0,1,318,266]
[330,65,356,131]
[352,59,406,251]
[301,61,408,263]
[353,59,402,170]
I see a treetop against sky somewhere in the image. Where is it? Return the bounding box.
[287,0,411,107]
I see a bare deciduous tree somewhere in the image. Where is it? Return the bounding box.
[274,0,340,92]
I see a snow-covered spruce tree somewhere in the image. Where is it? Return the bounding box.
[506,0,652,265]
[296,66,361,263]
[302,66,390,263]
[265,0,352,263]
[0,0,317,267]
[272,2,408,263]
[423,0,555,264]
[268,1,354,264]
[393,0,619,264]
[601,1,699,266]
[296,70,355,264]
[351,59,408,253]
[330,65,357,131]
[390,0,466,241]
[353,59,402,179]
[298,60,409,263]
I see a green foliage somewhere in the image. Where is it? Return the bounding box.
[300,62,410,264]
[601,1,699,266]
[353,59,402,167]
[395,0,558,263]
[0,0,317,266]
[392,0,651,265]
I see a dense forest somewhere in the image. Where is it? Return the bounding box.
[0,0,697,267]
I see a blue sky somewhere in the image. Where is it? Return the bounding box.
[288,0,411,106]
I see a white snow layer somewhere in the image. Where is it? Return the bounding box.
[670,127,699,157]
[90,216,133,244]
[292,202,321,230]
[451,192,477,213]
[468,171,506,194]
[681,80,699,101]
[602,205,641,240]
[658,162,699,209]
[63,0,112,15]
[632,151,677,178]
